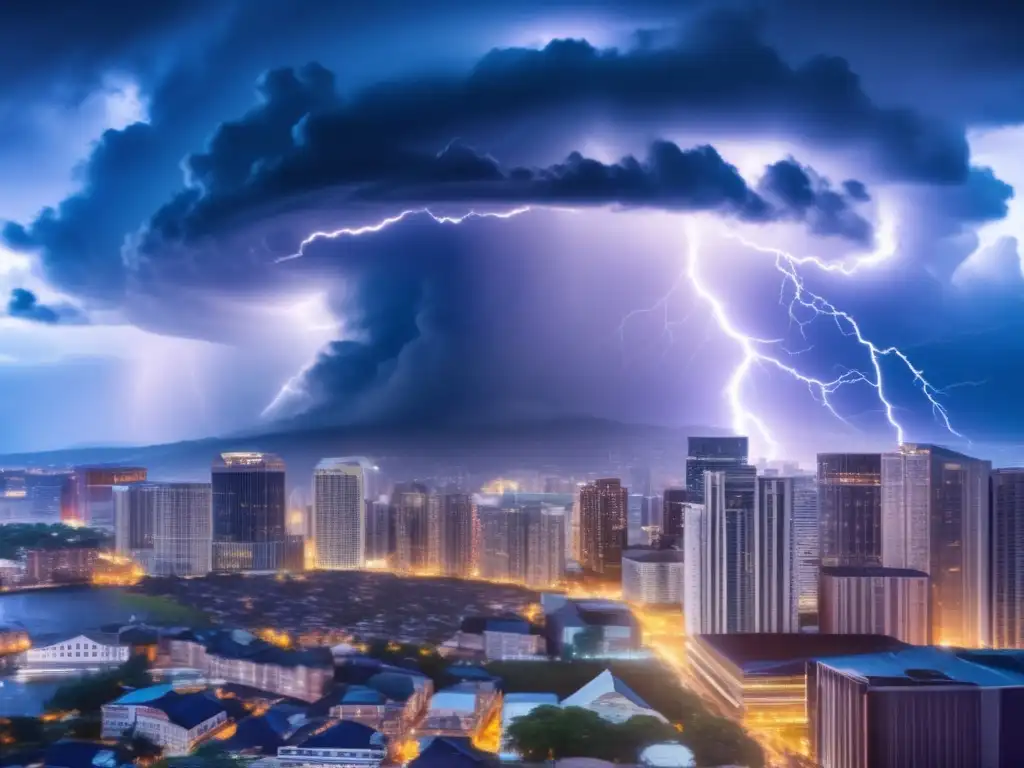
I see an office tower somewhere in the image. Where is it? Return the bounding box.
[578,478,628,577]
[312,459,365,570]
[754,476,797,633]
[113,483,156,570]
[818,566,930,645]
[364,498,390,564]
[662,488,688,547]
[687,466,757,634]
[570,484,584,562]
[68,466,148,529]
[480,505,518,581]
[622,549,684,605]
[525,505,566,588]
[992,468,1024,648]
[151,483,213,577]
[211,452,286,572]
[440,492,474,578]
[881,444,991,648]
[25,471,71,521]
[817,453,882,568]
[809,647,1024,768]
[427,493,442,573]
[627,493,644,545]
[686,436,749,501]
[391,483,429,572]
[789,474,819,618]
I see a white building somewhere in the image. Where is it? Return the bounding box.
[682,502,705,637]
[882,444,991,647]
[789,474,819,617]
[753,476,797,633]
[278,721,386,767]
[25,634,129,668]
[102,685,228,755]
[313,458,365,570]
[114,482,213,577]
[622,549,684,605]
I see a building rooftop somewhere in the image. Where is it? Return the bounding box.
[410,737,493,768]
[429,688,479,712]
[145,691,227,730]
[818,647,1024,688]
[182,629,333,669]
[112,685,175,705]
[821,566,929,579]
[561,670,652,712]
[695,633,911,677]
[460,615,530,635]
[294,720,386,750]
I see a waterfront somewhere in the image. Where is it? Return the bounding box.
[0,586,134,715]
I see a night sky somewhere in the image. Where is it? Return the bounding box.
[0,0,1022,464]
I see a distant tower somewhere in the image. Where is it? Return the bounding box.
[686,437,749,502]
[391,483,429,572]
[365,498,390,564]
[525,505,566,588]
[116,482,212,577]
[578,478,628,577]
[313,458,365,570]
[992,468,1024,648]
[817,453,882,568]
[661,488,688,547]
[211,452,286,572]
[790,475,820,618]
[440,492,474,578]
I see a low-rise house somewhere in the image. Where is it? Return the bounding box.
[409,737,496,768]
[545,599,640,658]
[327,671,431,738]
[101,685,229,755]
[25,634,129,670]
[218,705,324,759]
[277,721,387,767]
[420,684,502,740]
[167,629,333,702]
[561,670,667,724]
[441,616,546,661]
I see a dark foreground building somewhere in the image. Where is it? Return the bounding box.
[212,452,288,572]
[810,647,1024,768]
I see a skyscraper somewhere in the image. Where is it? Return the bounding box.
[312,459,365,570]
[525,505,566,588]
[686,436,749,501]
[391,483,429,572]
[69,466,148,529]
[687,466,757,634]
[881,444,991,648]
[440,491,474,578]
[754,476,797,633]
[662,488,688,547]
[364,498,390,564]
[151,483,213,577]
[817,453,882,568]
[992,468,1024,648]
[790,474,820,617]
[578,478,628,577]
[115,482,212,577]
[211,452,287,572]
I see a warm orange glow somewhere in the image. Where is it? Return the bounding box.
[481,478,520,494]
[395,738,420,763]
[257,628,292,648]
[472,706,502,753]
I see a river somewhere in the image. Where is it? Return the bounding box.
[0,587,137,716]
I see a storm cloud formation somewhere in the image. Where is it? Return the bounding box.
[6,289,87,325]
[0,1,1020,446]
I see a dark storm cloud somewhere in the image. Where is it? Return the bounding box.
[6,289,87,325]
[758,159,873,243]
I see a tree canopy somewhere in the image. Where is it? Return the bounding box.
[45,654,151,714]
[0,523,111,560]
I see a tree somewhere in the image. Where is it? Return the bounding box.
[681,712,764,768]
[609,715,680,762]
[45,655,152,714]
[505,705,614,761]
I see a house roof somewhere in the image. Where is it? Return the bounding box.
[695,633,911,677]
[294,721,385,750]
[429,689,478,712]
[410,737,493,768]
[561,670,651,711]
[460,615,530,635]
[143,691,226,730]
[183,629,332,669]
[112,685,175,705]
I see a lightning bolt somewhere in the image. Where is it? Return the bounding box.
[680,215,963,458]
[275,207,532,263]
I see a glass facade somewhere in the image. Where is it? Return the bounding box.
[686,436,749,501]
[211,453,286,572]
[817,453,882,568]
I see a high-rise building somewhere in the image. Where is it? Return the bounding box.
[364,498,390,564]
[686,466,757,635]
[312,459,365,570]
[525,505,566,588]
[818,566,930,645]
[817,453,882,568]
[25,471,71,522]
[992,468,1024,648]
[627,494,644,545]
[661,488,688,548]
[622,549,684,605]
[578,478,628,577]
[391,483,429,573]
[881,444,991,648]
[113,483,156,570]
[115,482,212,577]
[754,476,797,633]
[686,436,749,501]
[69,466,148,529]
[211,452,287,572]
[440,492,474,578]
[790,474,820,617]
